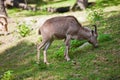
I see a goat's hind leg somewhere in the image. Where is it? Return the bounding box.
[37,41,47,63]
[43,41,52,64]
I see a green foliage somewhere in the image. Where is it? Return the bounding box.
[52,40,86,60]
[86,8,104,25]
[37,62,48,70]
[96,0,120,8]
[37,36,42,43]
[7,8,51,17]
[17,22,31,37]
[53,46,64,59]
[98,33,112,42]
[71,40,86,48]
[1,70,13,80]
[52,40,86,59]
[42,0,75,8]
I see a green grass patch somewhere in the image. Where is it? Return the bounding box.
[42,0,75,8]
[1,0,120,80]
[7,0,75,17]
[7,8,52,17]
[95,0,120,8]
[98,33,112,42]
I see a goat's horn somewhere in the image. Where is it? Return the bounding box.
[93,25,97,34]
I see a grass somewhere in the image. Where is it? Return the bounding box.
[95,0,120,8]
[7,8,51,17]
[42,0,75,8]
[6,0,97,17]
[7,0,120,17]
[7,0,75,17]
[0,0,120,80]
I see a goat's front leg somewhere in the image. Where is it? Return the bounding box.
[64,35,71,61]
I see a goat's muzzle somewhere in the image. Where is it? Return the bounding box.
[94,44,98,48]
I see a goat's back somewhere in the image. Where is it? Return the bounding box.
[39,16,82,39]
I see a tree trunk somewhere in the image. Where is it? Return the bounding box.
[24,0,28,6]
[0,0,8,16]
[77,0,88,10]
[71,0,88,11]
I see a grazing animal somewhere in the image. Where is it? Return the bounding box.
[0,15,8,35]
[47,6,70,13]
[37,16,98,64]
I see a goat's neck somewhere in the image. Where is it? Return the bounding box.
[78,27,91,40]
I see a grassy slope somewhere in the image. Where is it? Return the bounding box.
[0,0,120,80]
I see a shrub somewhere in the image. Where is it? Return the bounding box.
[17,22,31,37]
[86,8,104,25]
[1,70,13,80]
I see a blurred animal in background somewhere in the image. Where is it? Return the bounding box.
[0,15,8,35]
[47,6,70,13]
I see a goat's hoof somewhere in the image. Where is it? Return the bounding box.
[44,62,50,65]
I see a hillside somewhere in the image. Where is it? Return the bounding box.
[0,0,120,80]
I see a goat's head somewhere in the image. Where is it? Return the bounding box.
[88,25,98,48]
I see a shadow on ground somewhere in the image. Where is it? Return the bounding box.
[0,40,37,79]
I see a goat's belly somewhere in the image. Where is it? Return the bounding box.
[53,34,66,39]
